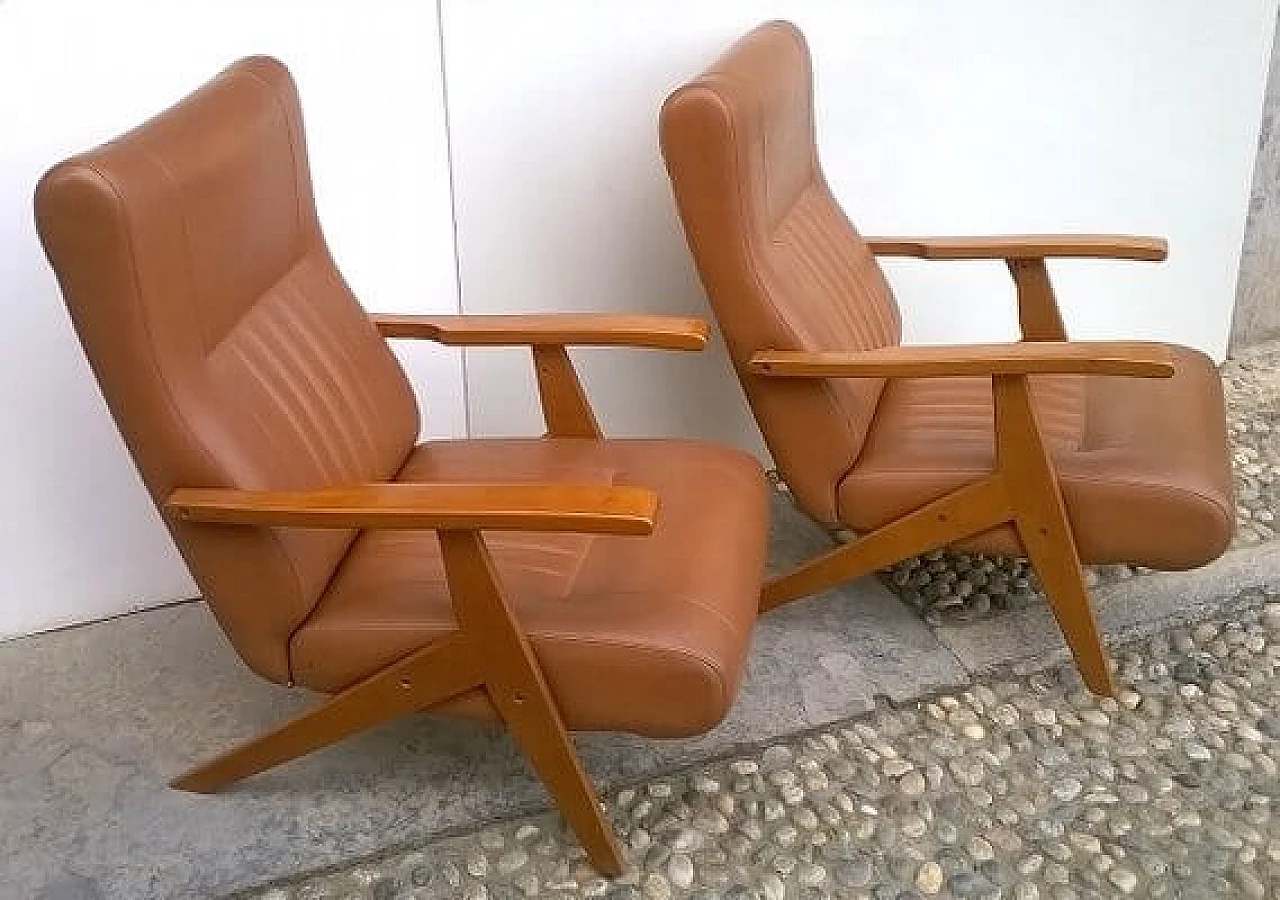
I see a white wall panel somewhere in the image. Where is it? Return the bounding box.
[443,0,1275,451]
[0,0,1273,638]
[0,0,462,638]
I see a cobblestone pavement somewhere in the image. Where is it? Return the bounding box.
[239,593,1280,900]
[878,341,1280,625]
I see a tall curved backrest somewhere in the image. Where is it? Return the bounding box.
[35,57,420,683]
[661,21,902,523]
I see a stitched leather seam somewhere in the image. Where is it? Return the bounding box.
[609,461,761,638]
[79,162,224,480]
[95,60,324,683]
[689,77,863,516]
[241,64,308,274]
[79,157,309,682]
[239,65,366,672]
[128,137,217,357]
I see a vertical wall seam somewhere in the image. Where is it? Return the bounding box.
[435,0,472,437]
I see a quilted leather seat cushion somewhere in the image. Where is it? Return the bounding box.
[290,438,768,737]
[838,346,1233,569]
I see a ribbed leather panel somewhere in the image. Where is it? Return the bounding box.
[323,530,595,606]
[865,375,1087,460]
[207,252,419,613]
[322,446,614,609]
[769,184,901,454]
[836,374,1086,539]
[212,257,401,486]
[771,186,900,356]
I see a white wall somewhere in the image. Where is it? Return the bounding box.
[0,0,462,639]
[443,0,1276,450]
[1,0,1274,639]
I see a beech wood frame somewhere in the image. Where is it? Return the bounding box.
[168,313,710,875]
[755,237,1172,697]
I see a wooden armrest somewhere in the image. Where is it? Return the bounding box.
[748,341,1176,379]
[371,313,710,350]
[166,483,658,535]
[371,313,704,438]
[863,235,1168,262]
[862,235,1165,341]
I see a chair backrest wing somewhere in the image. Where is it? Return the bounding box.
[661,21,902,522]
[35,57,420,682]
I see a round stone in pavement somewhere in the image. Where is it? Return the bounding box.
[241,594,1280,900]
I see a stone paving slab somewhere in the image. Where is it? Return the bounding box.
[0,494,965,900]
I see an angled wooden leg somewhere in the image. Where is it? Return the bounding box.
[763,475,1014,611]
[439,529,624,876]
[172,632,483,793]
[994,374,1116,696]
[532,345,602,438]
[175,526,623,875]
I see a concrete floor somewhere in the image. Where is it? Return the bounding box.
[0,494,970,900]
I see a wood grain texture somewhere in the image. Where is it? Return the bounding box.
[533,345,603,438]
[372,313,710,350]
[748,341,1176,379]
[1008,258,1069,341]
[439,529,624,874]
[863,234,1168,261]
[166,483,658,535]
[372,312,711,438]
[993,374,1117,697]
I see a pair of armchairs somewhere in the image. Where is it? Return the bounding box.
[35,22,1232,874]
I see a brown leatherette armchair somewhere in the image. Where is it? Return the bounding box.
[660,22,1233,697]
[35,56,768,874]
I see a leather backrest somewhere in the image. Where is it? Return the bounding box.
[660,22,902,523]
[35,57,420,683]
